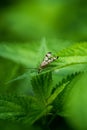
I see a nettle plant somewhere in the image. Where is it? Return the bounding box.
[0,42,87,129]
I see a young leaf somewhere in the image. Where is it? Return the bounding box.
[52,72,80,116]
[31,72,53,105]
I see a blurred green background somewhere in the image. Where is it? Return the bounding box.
[0,0,87,130]
[0,0,87,42]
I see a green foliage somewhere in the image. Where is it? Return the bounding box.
[62,72,87,130]
[0,41,87,129]
[31,72,53,103]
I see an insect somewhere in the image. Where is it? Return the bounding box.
[38,52,59,73]
[5,52,59,84]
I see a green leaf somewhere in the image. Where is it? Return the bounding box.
[0,94,52,125]
[47,82,68,105]
[54,72,87,130]
[0,95,25,120]
[31,72,53,105]
[0,43,38,67]
[37,37,48,63]
[52,72,79,115]
[58,42,87,56]
[63,72,87,130]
